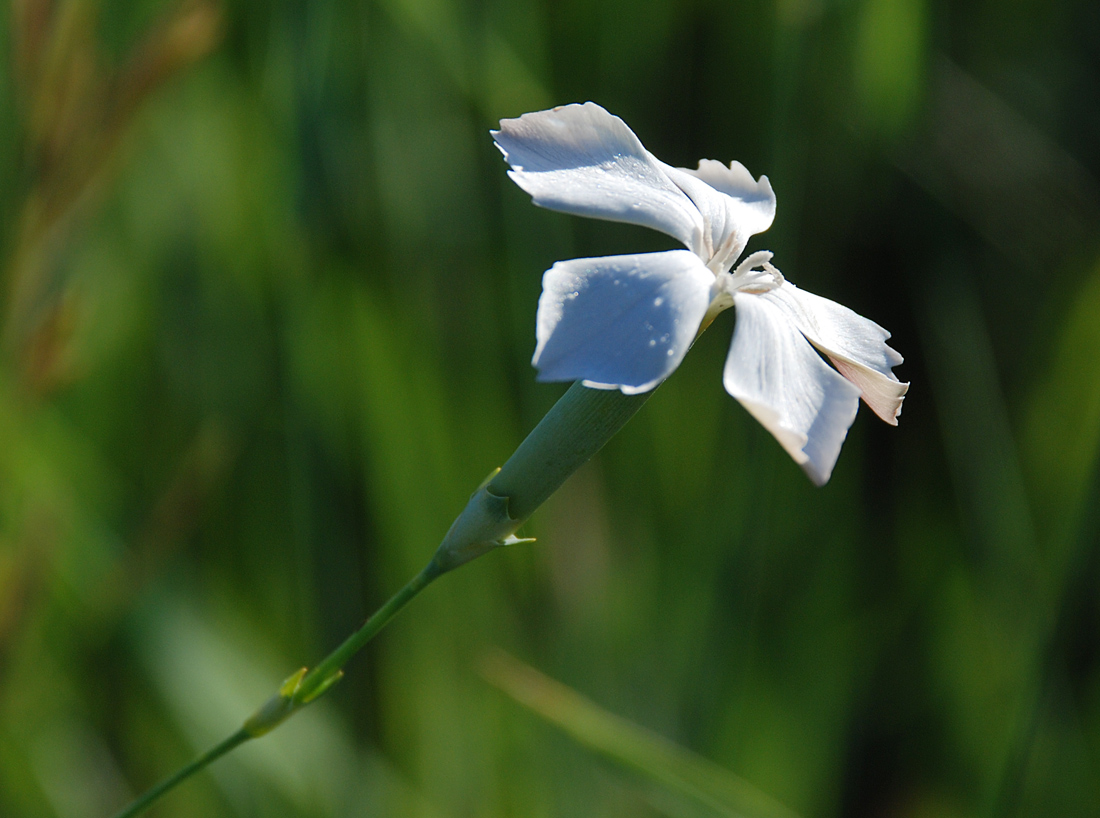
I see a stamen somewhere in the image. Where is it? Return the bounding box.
[726,250,784,294]
[734,250,774,274]
[706,230,744,275]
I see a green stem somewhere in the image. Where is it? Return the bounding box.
[110,382,655,818]
[297,560,442,699]
[109,562,443,818]
[111,728,250,818]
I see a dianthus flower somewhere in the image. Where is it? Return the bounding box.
[494,102,907,484]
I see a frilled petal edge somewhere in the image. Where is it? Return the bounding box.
[493,103,705,254]
[767,283,908,424]
[662,160,776,272]
[724,292,862,485]
[533,250,715,395]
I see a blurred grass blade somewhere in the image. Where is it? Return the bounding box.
[1022,254,1100,550]
[112,0,224,128]
[853,0,927,134]
[480,650,800,818]
[899,58,1100,269]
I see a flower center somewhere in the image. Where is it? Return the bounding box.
[723,250,784,294]
[697,251,785,337]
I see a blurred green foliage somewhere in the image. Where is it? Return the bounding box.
[0,0,1098,816]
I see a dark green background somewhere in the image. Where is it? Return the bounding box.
[1,0,1098,815]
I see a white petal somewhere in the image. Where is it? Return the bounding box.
[533,250,715,394]
[724,293,862,485]
[662,160,776,272]
[493,103,705,253]
[768,283,908,424]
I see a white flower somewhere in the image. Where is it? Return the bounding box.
[493,102,907,485]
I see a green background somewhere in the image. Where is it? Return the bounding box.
[1,0,1098,815]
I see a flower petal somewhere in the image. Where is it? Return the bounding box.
[662,161,776,273]
[767,283,908,424]
[724,293,862,485]
[533,250,715,394]
[493,103,705,253]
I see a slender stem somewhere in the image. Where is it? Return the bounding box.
[297,559,442,698]
[109,381,654,818]
[112,728,250,818]
[109,561,443,818]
